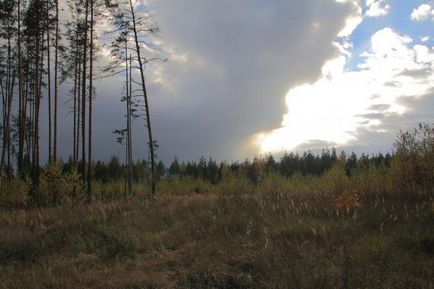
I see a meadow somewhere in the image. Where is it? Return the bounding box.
[0,124,433,289]
[0,183,432,288]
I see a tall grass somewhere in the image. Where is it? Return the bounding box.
[0,188,432,288]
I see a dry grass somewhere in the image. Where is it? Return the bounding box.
[0,188,432,289]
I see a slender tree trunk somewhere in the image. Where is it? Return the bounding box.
[76,51,81,169]
[1,29,14,175]
[0,79,6,171]
[72,38,79,166]
[17,0,24,175]
[23,54,30,174]
[24,52,32,175]
[124,139,127,200]
[53,0,59,161]
[87,0,94,200]
[125,42,130,197]
[81,0,89,184]
[46,0,52,163]
[6,70,16,176]
[32,34,43,196]
[27,55,34,175]
[129,0,156,197]
[5,32,11,173]
[124,42,133,196]
[128,54,133,195]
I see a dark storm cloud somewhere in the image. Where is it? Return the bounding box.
[143,0,358,162]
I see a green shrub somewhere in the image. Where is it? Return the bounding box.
[39,164,83,205]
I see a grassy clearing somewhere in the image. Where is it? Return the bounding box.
[0,188,432,289]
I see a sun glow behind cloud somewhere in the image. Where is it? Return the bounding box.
[255,26,434,154]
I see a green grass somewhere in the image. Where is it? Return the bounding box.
[0,187,432,289]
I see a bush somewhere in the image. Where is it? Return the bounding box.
[387,122,434,197]
[39,164,83,205]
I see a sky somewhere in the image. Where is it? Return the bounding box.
[47,0,434,163]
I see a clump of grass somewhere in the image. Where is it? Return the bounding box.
[0,178,29,208]
[98,229,137,260]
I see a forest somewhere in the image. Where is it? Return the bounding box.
[1,0,434,288]
[0,0,159,200]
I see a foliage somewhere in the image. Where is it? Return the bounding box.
[39,163,83,205]
[387,122,434,197]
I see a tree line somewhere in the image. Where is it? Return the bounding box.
[156,150,392,185]
[0,120,432,205]
[0,0,160,200]
[54,149,392,187]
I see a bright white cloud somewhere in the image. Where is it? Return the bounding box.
[338,15,363,37]
[411,4,433,21]
[366,0,390,17]
[255,28,434,153]
[338,1,363,37]
[414,44,434,64]
[421,36,430,42]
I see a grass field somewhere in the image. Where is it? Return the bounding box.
[0,186,432,289]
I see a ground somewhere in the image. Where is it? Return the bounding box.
[0,189,432,289]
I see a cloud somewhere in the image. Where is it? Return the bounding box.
[411,4,433,21]
[421,35,430,42]
[136,0,360,161]
[342,92,434,154]
[365,0,390,17]
[338,14,363,37]
[255,28,434,154]
[46,0,433,163]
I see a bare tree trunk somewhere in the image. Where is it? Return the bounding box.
[53,0,59,162]
[32,34,43,197]
[6,70,16,176]
[72,37,79,166]
[22,47,31,176]
[1,29,15,176]
[5,32,12,174]
[87,0,94,200]
[0,79,6,171]
[46,0,52,163]
[128,54,133,195]
[81,0,89,185]
[76,51,81,169]
[124,42,133,196]
[24,51,31,175]
[17,0,24,175]
[128,0,156,197]
[124,42,130,197]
